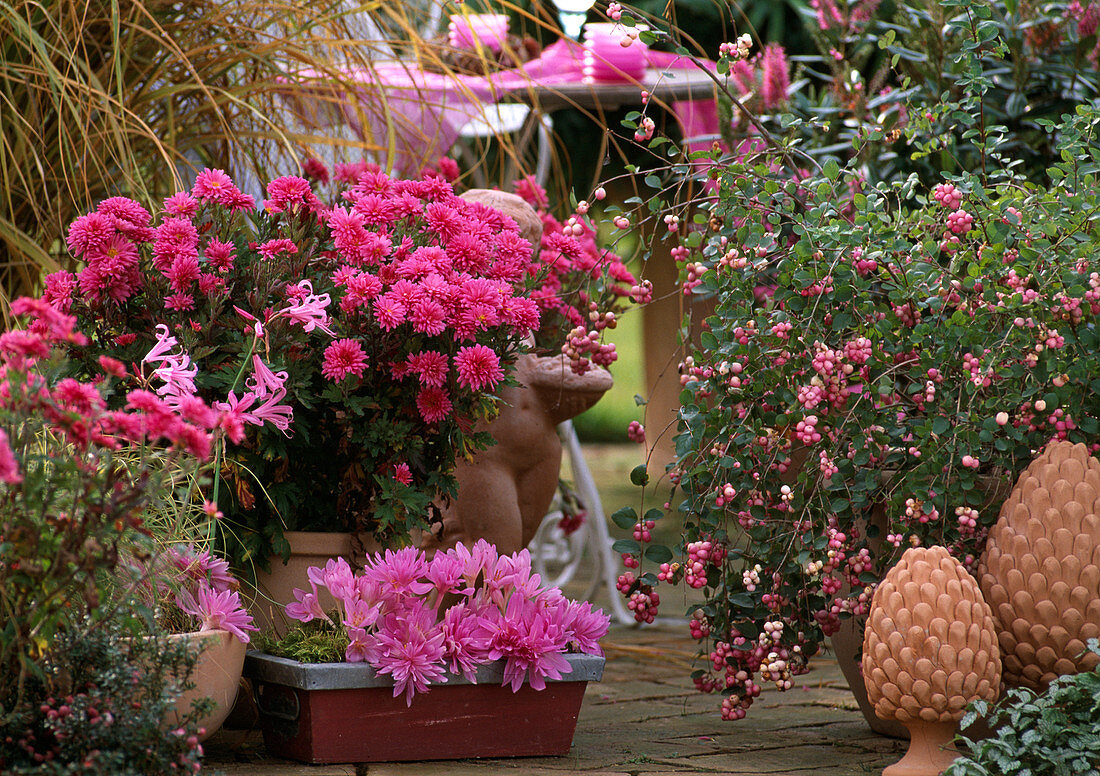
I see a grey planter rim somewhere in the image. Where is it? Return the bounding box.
[244,649,605,691]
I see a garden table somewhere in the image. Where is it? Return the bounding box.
[295,39,721,174]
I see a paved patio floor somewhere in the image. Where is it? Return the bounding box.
[204,625,907,776]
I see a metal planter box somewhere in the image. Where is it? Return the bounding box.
[244,651,604,763]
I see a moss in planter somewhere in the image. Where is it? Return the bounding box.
[254,620,349,664]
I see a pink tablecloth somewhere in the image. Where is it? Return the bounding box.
[296,39,720,174]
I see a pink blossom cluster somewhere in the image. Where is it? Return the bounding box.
[166,545,257,644]
[286,542,609,705]
[810,0,881,32]
[0,299,220,471]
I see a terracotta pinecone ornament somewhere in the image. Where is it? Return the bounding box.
[863,545,1001,776]
[978,440,1100,690]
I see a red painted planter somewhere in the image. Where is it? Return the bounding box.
[244,651,604,763]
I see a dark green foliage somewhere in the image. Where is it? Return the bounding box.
[946,641,1100,776]
[0,624,209,775]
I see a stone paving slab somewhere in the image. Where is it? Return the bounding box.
[204,625,906,775]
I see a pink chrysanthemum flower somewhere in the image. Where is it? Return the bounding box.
[301,157,330,185]
[321,338,367,382]
[66,212,114,258]
[203,238,236,272]
[163,192,199,217]
[43,271,77,312]
[180,583,257,644]
[97,196,153,241]
[167,254,201,292]
[416,386,452,423]
[514,175,549,209]
[192,168,236,202]
[264,175,315,213]
[453,344,504,391]
[340,273,384,314]
[164,292,195,312]
[410,297,447,335]
[406,350,449,387]
[258,238,298,260]
[373,295,407,331]
[447,233,490,273]
[393,462,413,484]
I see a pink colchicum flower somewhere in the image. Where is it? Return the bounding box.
[284,542,609,704]
[285,583,332,624]
[179,583,257,643]
[372,604,449,706]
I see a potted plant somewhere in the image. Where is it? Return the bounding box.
[0,299,227,771]
[609,2,1100,725]
[46,165,541,609]
[245,540,609,763]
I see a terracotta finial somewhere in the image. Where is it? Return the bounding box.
[978,440,1100,690]
[863,545,1001,776]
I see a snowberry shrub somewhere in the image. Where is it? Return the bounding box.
[614,57,1100,722]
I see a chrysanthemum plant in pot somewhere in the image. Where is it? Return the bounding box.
[47,166,542,593]
[609,2,1100,724]
[246,540,609,763]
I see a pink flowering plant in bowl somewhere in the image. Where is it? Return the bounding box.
[265,540,609,704]
[0,299,224,715]
[611,18,1100,721]
[48,166,541,569]
[148,544,257,645]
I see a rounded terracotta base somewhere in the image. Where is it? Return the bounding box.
[884,720,960,776]
[167,630,246,742]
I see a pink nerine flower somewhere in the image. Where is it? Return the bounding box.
[280,280,336,336]
[453,344,504,391]
[180,583,257,643]
[322,338,368,382]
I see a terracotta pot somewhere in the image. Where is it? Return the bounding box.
[248,531,382,636]
[167,629,247,742]
[245,651,604,763]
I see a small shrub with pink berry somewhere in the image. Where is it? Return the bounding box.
[612,7,1100,721]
